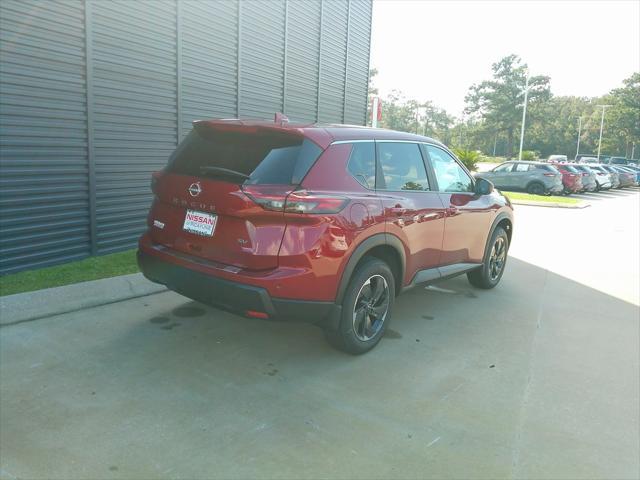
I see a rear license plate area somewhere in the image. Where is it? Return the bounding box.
[183,210,217,237]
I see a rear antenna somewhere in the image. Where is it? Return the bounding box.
[274,112,289,125]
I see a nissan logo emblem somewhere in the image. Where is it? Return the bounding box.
[188,182,202,197]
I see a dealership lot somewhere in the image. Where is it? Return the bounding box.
[1,190,638,479]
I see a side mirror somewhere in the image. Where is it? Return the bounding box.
[475,177,494,195]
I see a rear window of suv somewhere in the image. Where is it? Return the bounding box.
[558,165,579,173]
[168,127,323,185]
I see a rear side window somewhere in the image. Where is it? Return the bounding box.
[515,163,531,172]
[347,142,376,189]
[168,128,323,185]
[560,165,579,173]
[536,165,558,172]
[377,142,430,191]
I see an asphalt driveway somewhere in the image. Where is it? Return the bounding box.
[1,189,638,480]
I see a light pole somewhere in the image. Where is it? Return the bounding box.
[596,105,611,161]
[518,74,531,161]
[576,117,582,159]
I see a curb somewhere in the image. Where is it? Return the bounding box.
[510,200,590,209]
[0,272,167,326]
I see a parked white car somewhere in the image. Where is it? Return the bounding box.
[587,164,613,190]
[578,156,599,164]
[548,154,568,163]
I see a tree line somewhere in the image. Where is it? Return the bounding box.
[368,55,639,160]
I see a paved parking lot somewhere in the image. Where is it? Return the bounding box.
[1,189,638,480]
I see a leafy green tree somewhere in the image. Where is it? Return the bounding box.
[526,96,598,158]
[603,73,640,157]
[379,91,454,143]
[452,147,480,171]
[464,54,551,159]
[380,90,417,132]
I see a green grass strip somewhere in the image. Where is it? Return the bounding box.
[504,191,581,205]
[0,249,139,297]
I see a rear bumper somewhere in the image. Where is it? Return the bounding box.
[138,248,340,325]
[564,182,582,192]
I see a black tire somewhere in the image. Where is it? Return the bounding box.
[527,182,545,195]
[467,226,509,289]
[324,257,395,355]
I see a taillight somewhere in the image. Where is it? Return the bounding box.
[242,186,348,214]
[242,185,290,211]
[284,190,349,214]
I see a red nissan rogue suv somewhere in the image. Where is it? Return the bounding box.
[138,118,513,354]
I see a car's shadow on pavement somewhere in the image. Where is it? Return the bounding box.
[1,257,638,479]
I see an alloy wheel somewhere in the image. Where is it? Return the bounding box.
[489,237,507,281]
[352,275,390,341]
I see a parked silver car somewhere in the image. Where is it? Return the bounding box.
[611,165,638,187]
[600,165,621,188]
[571,164,598,192]
[586,164,613,190]
[477,161,563,195]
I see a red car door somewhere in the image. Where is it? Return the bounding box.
[424,144,496,265]
[375,141,447,285]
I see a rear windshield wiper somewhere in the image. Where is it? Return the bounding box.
[199,166,250,180]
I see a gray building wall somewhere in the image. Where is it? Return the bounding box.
[0,0,372,274]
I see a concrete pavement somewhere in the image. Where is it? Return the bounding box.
[0,273,166,326]
[1,190,638,480]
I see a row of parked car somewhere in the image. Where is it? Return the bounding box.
[477,160,640,195]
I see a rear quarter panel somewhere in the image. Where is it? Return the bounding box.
[275,143,385,301]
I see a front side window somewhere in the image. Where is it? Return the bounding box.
[347,142,376,189]
[377,142,430,191]
[426,145,474,193]
[493,163,513,173]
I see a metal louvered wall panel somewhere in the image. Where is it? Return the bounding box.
[239,0,286,120]
[344,0,372,125]
[91,0,177,254]
[318,0,348,123]
[0,0,371,274]
[181,0,238,138]
[0,0,89,274]
[285,0,322,123]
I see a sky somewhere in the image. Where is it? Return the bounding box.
[369,0,640,118]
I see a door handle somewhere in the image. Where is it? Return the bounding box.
[447,206,459,216]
